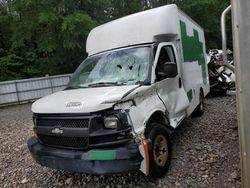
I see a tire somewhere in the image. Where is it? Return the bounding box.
[194,90,205,117]
[145,123,172,178]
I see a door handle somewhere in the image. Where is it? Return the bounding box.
[179,77,182,88]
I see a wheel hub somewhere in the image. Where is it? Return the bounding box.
[153,135,168,167]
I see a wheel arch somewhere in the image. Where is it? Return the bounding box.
[200,87,204,97]
[144,110,174,136]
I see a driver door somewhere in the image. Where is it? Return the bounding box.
[153,42,189,128]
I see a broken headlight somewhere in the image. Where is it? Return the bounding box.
[104,115,119,129]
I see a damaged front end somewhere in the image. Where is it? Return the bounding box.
[28,108,150,175]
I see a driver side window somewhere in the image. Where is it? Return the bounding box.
[156,46,177,81]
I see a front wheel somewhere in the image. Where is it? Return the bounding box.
[145,123,172,178]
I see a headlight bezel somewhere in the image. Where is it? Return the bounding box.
[103,115,120,129]
[103,109,132,130]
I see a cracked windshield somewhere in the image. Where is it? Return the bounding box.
[68,47,152,88]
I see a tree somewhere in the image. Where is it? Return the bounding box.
[0,0,112,81]
[0,0,232,81]
[109,0,143,19]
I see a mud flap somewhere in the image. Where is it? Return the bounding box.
[139,136,150,176]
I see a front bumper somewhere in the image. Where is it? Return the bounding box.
[27,137,142,175]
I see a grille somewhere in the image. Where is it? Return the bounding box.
[38,134,88,149]
[36,118,89,128]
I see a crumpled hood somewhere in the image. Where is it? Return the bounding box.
[32,85,138,114]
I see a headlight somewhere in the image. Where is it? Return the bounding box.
[104,116,119,129]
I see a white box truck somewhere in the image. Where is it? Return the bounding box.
[28,4,209,177]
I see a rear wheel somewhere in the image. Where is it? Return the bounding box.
[194,90,204,116]
[145,123,171,178]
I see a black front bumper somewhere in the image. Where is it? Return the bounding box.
[28,137,142,175]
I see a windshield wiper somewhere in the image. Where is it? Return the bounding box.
[88,82,124,87]
[136,80,151,86]
[65,86,86,90]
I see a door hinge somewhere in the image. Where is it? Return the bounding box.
[179,77,182,88]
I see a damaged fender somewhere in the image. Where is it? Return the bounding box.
[138,135,150,176]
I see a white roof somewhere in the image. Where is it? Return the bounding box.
[86,4,180,56]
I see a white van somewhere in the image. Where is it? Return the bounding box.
[28,4,209,177]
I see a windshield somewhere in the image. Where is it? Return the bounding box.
[68,46,153,88]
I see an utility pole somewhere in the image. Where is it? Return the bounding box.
[231,0,250,187]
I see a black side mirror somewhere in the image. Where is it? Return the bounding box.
[157,62,178,79]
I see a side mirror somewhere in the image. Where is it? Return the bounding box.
[157,62,178,79]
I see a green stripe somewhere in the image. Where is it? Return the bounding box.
[87,150,116,161]
[180,20,207,85]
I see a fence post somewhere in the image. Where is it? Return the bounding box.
[14,80,20,103]
[48,76,54,94]
[68,75,71,84]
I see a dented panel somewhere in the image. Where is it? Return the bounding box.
[114,86,166,133]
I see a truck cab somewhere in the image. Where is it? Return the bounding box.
[28,4,209,177]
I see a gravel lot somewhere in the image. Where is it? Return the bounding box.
[0,96,241,188]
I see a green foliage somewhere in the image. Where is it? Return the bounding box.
[62,12,96,49]
[0,0,232,81]
[0,0,111,81]
[0,54,24,80]
[109,0,144,19]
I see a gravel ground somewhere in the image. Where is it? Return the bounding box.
[0,96,241,188]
